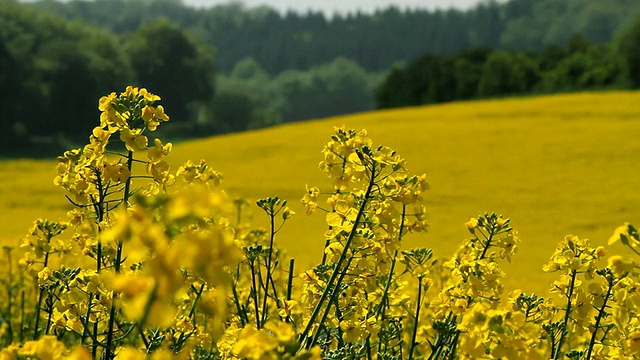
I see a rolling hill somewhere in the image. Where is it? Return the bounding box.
[2,90,639,294]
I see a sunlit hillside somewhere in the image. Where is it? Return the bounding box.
[2,91,640,294]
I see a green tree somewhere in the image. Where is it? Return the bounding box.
[271,70,321,122]
[230,57,270,84]
[375,54,459,108]
[124,18,215,124]
[207,58,283,133]
[616,11,640,88]
[454,48,492,99]
[0,0,132,153]
[272,58,375,122]
[28,0,640,75]
[477,51,540,96]
[541,42,622,91]
[314,57,374,116]
[207,89,257,133]
[37,25,132,140]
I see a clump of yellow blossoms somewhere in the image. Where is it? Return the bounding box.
[1,87,639,360]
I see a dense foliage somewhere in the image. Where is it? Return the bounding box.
[4,0,640,155]
[1,87,639,359]
[0,0,131,154]
[27,0,640,74]
[0,0,216,154]
[376,35,626,108]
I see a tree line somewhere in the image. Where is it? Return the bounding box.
[376,34,632,108]
[28,0,640,74]
[4,0,640,155]
[0,0,383,154]
[1,0,216,155]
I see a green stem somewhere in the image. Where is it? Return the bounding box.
[261,211,277,326]
[320,239,331,265]
[448,330,461,359]
[19,289,25,343]
[287,258,294,301]
[89,171,106,355]
[92,321,99,359]
[44,296,53,335]
[409,276,424,360]
[269,274,283,311]
[80,293,94,344]
[376,204,407,319]
[104,149,133,359]
[298,164,377,349]
[122,150,134,206]
[309,253,356,347]
[136,283,158,349]
[333,295,345,349]
[553,269,577,360]
[249,261,261,329]
[428,312,453,360]
[33,246,51,340]
[32,287,45,340]
[477,224,496,261]
[91,257,101,357]
[232,278,248,327]
[173,283,205,349]
[104,241,123,359]
[585,276,614,360]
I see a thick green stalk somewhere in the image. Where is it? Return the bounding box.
[586,276,614,360]
[477,224,496,261]
[308,219,364,347]
[105,149,133,359]
[19,290,25,342]
[249,261,262,329]
[44,297,53,335]
[376,204,407,319]
[33,243,51,340]
[409,276,424,360]
[135,283,158,350]
[287,258,295,301]
[320,239,330,266]
[32,287,45,340]
[89,170,107,355]
[232,279,248,327]
[298,164,377,349]
[553,269,578,360]
[261,210,277,325]
[448,330,460,359]
[428,312,454,360]
[122,149,134,207]
[80,293,94,344]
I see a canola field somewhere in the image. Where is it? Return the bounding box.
[1,90,640,294]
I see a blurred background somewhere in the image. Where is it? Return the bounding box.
[2,0,640,156]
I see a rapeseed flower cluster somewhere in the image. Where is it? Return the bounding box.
[1,88,639,360]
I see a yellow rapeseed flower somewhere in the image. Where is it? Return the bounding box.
[119,127,148,152]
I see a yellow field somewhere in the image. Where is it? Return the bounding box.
[2,91,640,295]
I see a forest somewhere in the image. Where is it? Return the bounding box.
[2,0,640,154]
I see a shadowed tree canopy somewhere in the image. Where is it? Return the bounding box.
[617,11,640,88]
[477,51,540,96]
[27,0,640,74]
[3,0,640,155]
[0,0,131,153]
[124,18,216,123]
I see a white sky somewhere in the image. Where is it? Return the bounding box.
[182,0,499,15]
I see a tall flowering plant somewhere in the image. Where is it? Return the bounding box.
[0,87,638,360]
